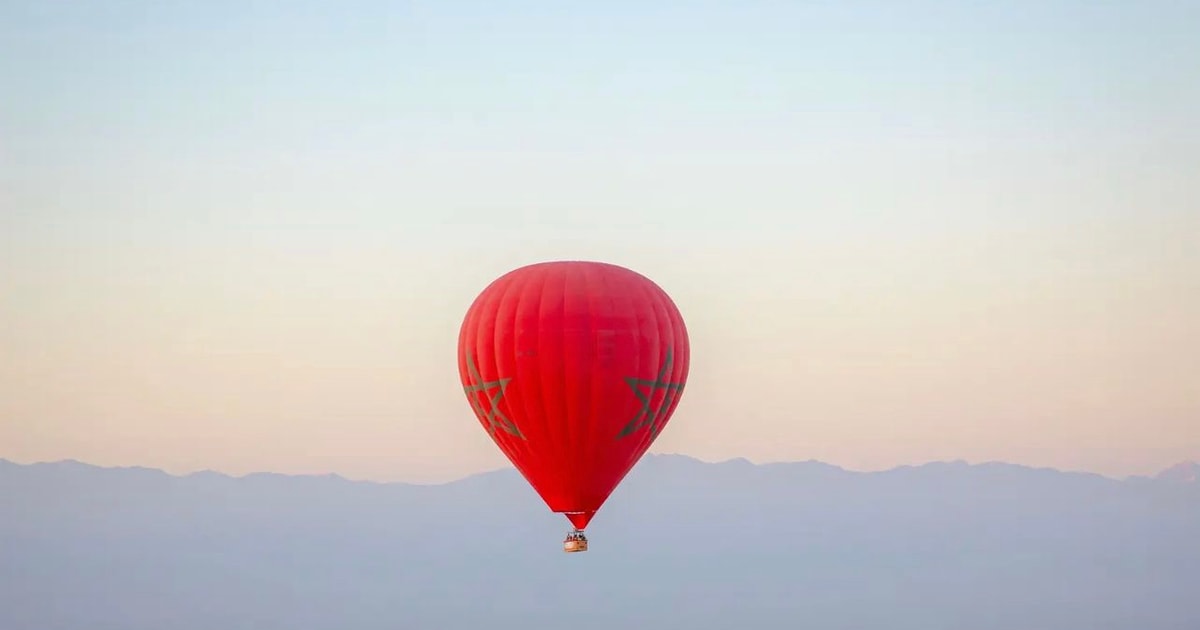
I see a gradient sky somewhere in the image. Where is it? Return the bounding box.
[2,1,1197,482]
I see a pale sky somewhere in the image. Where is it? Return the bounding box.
[2,1,1197,482]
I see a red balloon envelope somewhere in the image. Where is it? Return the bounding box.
[457,260,690,545]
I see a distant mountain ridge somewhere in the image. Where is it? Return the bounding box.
[3,452,1194,486]
[2,453,1197,630]
[1156,460,1200,483]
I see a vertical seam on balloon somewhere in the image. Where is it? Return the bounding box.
[670,290,689,426]
[510,267,540,486]
[458,289,483,437]
[618,268,660,487]
[559,264,577,511]
[464,283,493,439]
[477,276,507,455]
[577,262,601,514]
[633,270,672,470]
[466,283,490,438]
[533,265,556,506]
[535,264,558,508]
[519,269,548,478]
[590,262,609,513]
[651,285,674,439]
[661,286,687,436]
[486,273,526,467]
[598,263,623,515]
[640,275,668,466]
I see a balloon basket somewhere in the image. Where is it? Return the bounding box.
[563,529,589,553]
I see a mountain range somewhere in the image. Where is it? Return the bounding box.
[2,454,1197,630]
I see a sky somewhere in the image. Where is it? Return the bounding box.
[2,0,1197,483]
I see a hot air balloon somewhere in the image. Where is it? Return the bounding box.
[457,260,690,552]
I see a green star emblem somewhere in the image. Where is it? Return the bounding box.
[617,346,685,440]
[463,351,524,439]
